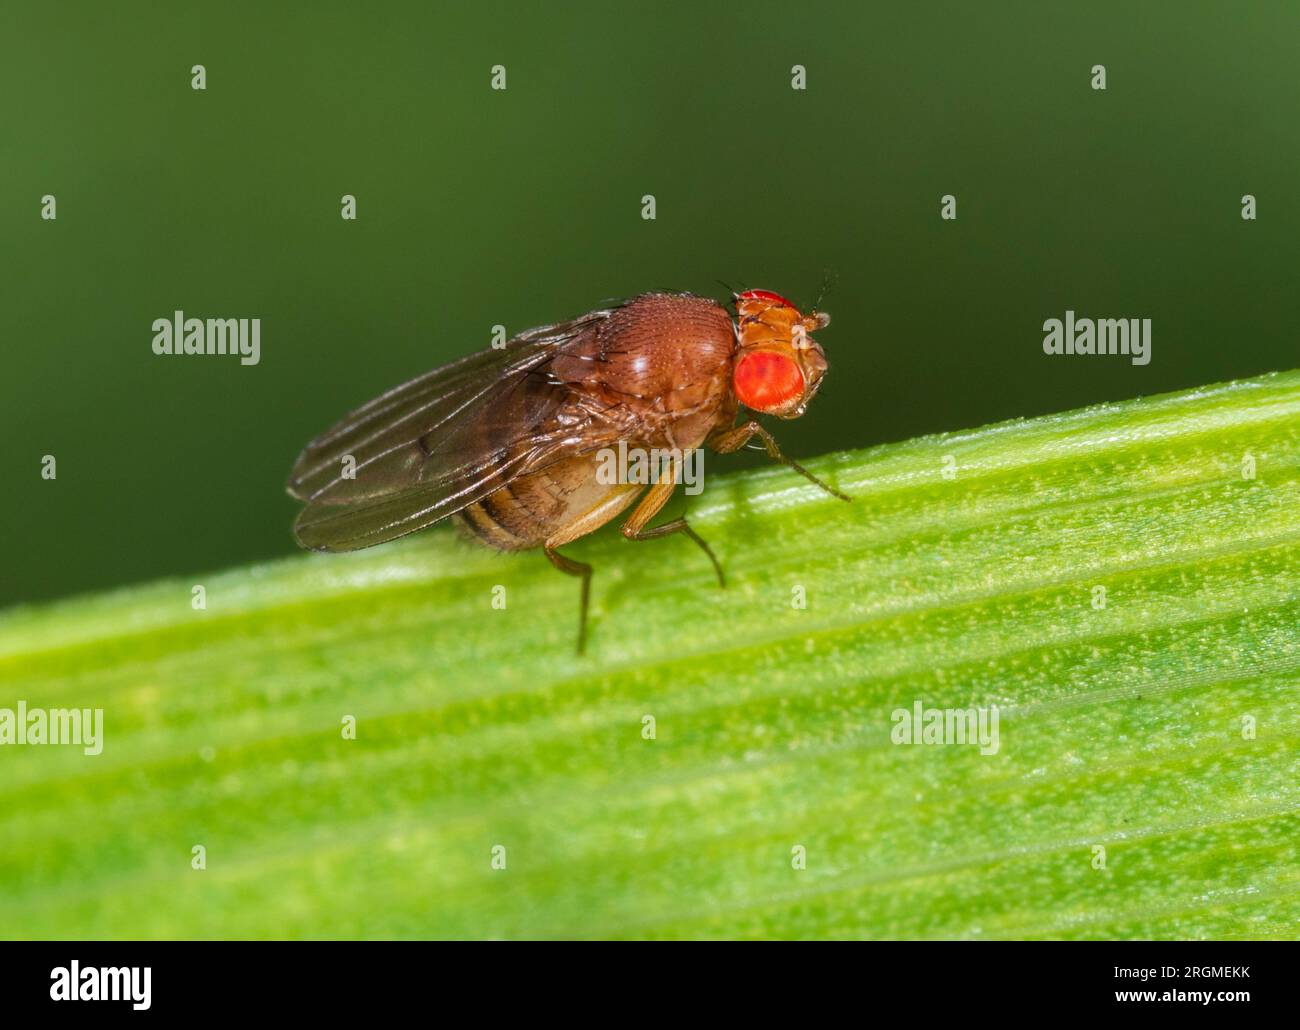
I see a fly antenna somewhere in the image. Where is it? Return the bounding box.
[812,269,837,312]
[717,279,746,305]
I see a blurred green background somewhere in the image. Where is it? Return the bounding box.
[2,0,1296,608]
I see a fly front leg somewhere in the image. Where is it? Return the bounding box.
[621,475,726,588]
[708,420,850,501]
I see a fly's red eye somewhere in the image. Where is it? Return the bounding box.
[734,351,804,412]
[738,289,796,310]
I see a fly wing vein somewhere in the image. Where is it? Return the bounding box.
[286,310,624,551]
[286,311,610,504]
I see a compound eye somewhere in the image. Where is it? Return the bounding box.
[734,351,805,413]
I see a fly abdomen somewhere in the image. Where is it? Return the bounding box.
[455,483,544,551]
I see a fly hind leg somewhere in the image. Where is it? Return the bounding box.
[543,545,593,655]
[542,481,646,655]
[621,476,726,588]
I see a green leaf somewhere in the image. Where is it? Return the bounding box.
[3,370,1299,939]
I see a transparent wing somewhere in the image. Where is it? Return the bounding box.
[286,311,613,552]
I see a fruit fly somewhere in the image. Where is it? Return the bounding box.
[286,289,848,652]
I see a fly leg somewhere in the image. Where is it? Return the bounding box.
[621,475,726,588]
[544,545,593,655]
[542,482,646,655]
[708,420,850,502]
